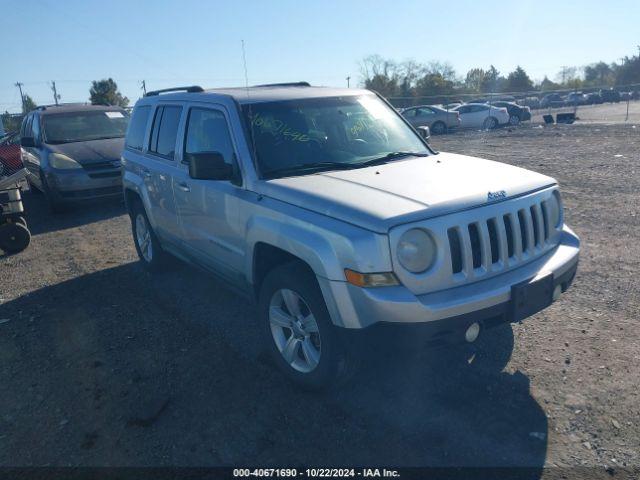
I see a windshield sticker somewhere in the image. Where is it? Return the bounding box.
[250,112,309,142]
[105,111,124,119]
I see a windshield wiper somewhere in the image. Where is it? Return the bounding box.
[264,161,357,178]
[355,151,429,168]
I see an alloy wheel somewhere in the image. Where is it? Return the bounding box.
[135,213,153,263]
[269,288,321,373]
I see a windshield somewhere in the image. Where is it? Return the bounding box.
[43,110,129,144]
[243,95,429,179]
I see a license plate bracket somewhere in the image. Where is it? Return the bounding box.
[510,273,554,322]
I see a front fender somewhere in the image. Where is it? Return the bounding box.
[245,216,343,282]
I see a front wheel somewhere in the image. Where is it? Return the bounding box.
[259,262,357,389]
[40,174,65,213]
[509,115,521,126]
[483,117,499,130]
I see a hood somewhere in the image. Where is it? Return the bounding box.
[48,137,125,165]
[257,152,556,233]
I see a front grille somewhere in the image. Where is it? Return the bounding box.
[82,161,120,171]
[447,197,555,279]
[59,186,122,198]
[81,160,121,179]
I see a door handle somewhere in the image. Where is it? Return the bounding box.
[141,168,152,178]
[176,182,191,192]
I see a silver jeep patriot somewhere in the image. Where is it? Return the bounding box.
[122,83,579,388]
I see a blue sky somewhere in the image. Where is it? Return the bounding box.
[1,0,638,112]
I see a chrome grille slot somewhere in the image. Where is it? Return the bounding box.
[541,200,550,239]
[530,206,540,247]
[447,228,463,274]
[517,209,529,253]
[487,219,500,264]
[468,223,482,269]
[503,214,515,258]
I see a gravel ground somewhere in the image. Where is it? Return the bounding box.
[0,116,639,478]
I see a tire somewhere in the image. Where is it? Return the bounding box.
[483,117,498,130]
[259,262,357,390]
[40,174,65,213]
[130,201,168,272]
[508,115,521,126]
[431,121,447,135]
[0,222,31,253]
[13,216,27,227]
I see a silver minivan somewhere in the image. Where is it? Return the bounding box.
[20,104,128,212]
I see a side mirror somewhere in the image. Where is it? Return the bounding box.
[21,136,35,148]
[417,126,431,142]
[187,152,233,181]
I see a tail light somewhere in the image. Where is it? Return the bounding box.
[456,112,461,124]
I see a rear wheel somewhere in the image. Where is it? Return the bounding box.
[131,201,168,271]
[483,117,498,130]
[259,262,357,390]
[0,222,31,253]
[431,121,447,135]
[509,115,521,126]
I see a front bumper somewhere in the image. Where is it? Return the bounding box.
[318,225,579,330]
[45,168,122,202]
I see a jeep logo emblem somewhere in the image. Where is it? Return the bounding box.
[487,190,507,201]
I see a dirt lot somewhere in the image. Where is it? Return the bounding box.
[1,117,639,478]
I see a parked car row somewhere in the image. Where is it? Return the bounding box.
[400,100,529,132]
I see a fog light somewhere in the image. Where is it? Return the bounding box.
[465,322,481,343]
[553,285,562,301]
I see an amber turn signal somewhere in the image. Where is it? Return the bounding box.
[344,269,399,287]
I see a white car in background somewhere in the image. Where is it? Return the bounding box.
[452,103,510,130]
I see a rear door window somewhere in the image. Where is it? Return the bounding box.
[149,106,183,160]
[126,105,151,151]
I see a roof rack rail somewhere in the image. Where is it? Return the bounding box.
[36,102,88,111]
[145,86,204,97]
[253,82,311,88]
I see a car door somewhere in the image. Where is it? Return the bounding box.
[468,105,489,128]
[142,103,184,243]
[415,107,437,127]
[456,105,472,128]
[402,108,419,126]
[20,114,43,187]
[172,104,245,284]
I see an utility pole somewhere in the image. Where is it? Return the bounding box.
[141,80,147,95]
[15,82,25,112]
[346,76,351,88]
[51,81,60,105]
[559,66,568,85]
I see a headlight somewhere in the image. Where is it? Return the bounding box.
[397,229,437,273]
[546,191,562,229]
[49,153,81,170]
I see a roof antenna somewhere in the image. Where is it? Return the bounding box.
[241,40,259,175]
[242,40,250,97]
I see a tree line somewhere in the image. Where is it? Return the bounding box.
[360,48,640,103]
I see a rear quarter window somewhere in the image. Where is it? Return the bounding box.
[125,106,151,151]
